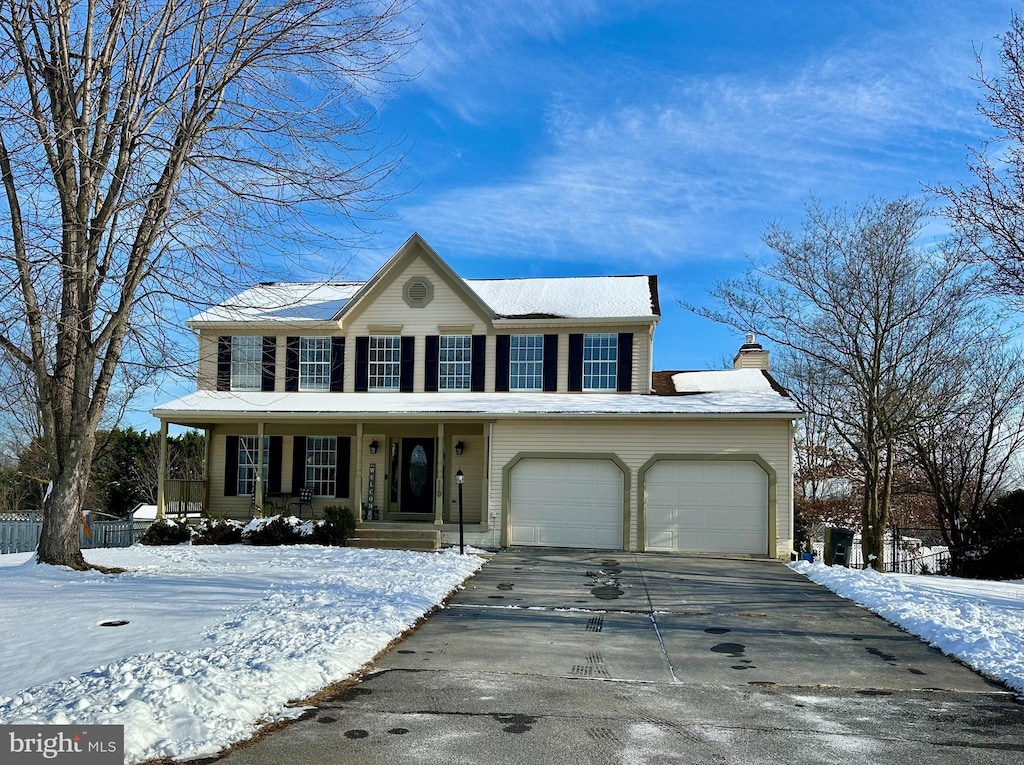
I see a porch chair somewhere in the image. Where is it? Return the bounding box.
[289,487,314,519]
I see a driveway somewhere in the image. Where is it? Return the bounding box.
[217,550,1024,765]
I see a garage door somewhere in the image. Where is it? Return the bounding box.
[645,460,767,554]
[510,459,624,549]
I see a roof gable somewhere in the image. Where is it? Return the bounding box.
[335,233,495,326]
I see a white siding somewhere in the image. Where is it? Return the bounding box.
[343,254,488,394]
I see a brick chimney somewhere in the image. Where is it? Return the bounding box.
[733,333,770,371]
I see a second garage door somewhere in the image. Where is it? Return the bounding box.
[509,458,624,549]
[644,460,768,554]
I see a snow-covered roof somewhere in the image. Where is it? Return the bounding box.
[668,369,783,394]
[187,275,658,325]
[188,282,362,324]
[467,276,657,319]
[153,388,801,421]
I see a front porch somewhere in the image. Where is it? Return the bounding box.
[154,417,493,544]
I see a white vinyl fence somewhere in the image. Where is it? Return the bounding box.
[0,512,43,554]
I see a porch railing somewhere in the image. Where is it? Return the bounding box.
[164,478,206,516]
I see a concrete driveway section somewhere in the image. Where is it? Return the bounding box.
[217,551,1024,765]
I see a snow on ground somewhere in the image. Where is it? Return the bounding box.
[0,545,483,763]
[790,561,1024,695]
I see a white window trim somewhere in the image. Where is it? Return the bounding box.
[299,336,331,391]
[583,333,618,392]
[510,334,544,391]
[305,436,337,498]
[369,335,401,392]
[231,336,262,392]
[439,334,472,391]
[238,435,270,497]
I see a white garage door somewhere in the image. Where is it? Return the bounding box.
[510,459,624,549]
[645,460,767,554]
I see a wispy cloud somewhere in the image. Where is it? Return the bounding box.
[393,2,1008,269]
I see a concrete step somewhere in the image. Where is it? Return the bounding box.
[348,527,441,552]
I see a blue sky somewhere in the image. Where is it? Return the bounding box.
[136,0,1017,430]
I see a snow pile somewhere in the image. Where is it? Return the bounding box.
[790,561,1024,694]
[0,545,483,763]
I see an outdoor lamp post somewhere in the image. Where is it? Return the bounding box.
[455,468,465,554]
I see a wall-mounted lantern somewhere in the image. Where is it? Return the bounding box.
[455,440,465,456]
[369,439,378,455]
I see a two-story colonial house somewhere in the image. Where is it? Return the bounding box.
[152,234,801,559]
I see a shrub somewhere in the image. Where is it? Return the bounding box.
[191,517,244,545]
[243,515,303,546]
[311,505,357,546]
[139,518,191,546]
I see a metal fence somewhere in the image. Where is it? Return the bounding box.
[811,537,950,574]
[0,512,137,554]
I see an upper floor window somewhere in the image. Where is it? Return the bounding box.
[583,333,618,391]
[439,335,472,391]
[305,436,337,497]
[238,435,270,496]
[299,337,331,391]
[510,334,543,390]
[231,336,262,391]
[369,335,401,391]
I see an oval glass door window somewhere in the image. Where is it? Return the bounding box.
[409,445,428,497]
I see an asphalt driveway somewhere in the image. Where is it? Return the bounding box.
[217,550,1024,765]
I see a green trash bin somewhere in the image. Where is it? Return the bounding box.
[824,527,855,567]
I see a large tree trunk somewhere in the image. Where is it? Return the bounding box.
[859,442,892,571]
[36,452,94,570]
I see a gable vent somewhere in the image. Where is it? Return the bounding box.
[403,277,434,308]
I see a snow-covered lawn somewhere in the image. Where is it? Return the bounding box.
[0,545,484,763]
[790,561,1024,695]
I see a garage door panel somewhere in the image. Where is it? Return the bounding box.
[645,460,767,554]
[511,459,623,550]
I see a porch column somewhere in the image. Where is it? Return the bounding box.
[202,427,211,516]
[156,419,168,520]
[256,421,265,513]
[355,421,364,523]
[435,422,445,525]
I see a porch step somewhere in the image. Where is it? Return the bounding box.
[347,527,441,552]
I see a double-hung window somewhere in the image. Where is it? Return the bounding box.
[305,436,337,497]
[509,334,543,390]
[583,333,618,391]
[299,337,331,391]
[369,336,401,391]
[439,335,472,391]
[237,435,270,496]
[231,336,262,391]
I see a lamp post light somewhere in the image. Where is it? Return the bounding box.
[455,468,465,554]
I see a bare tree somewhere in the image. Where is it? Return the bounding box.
[0,0,413,569]
[776,353,860,550]
[689,197,981,569]
[935,12,1024,301]
[909,342,1024,572]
